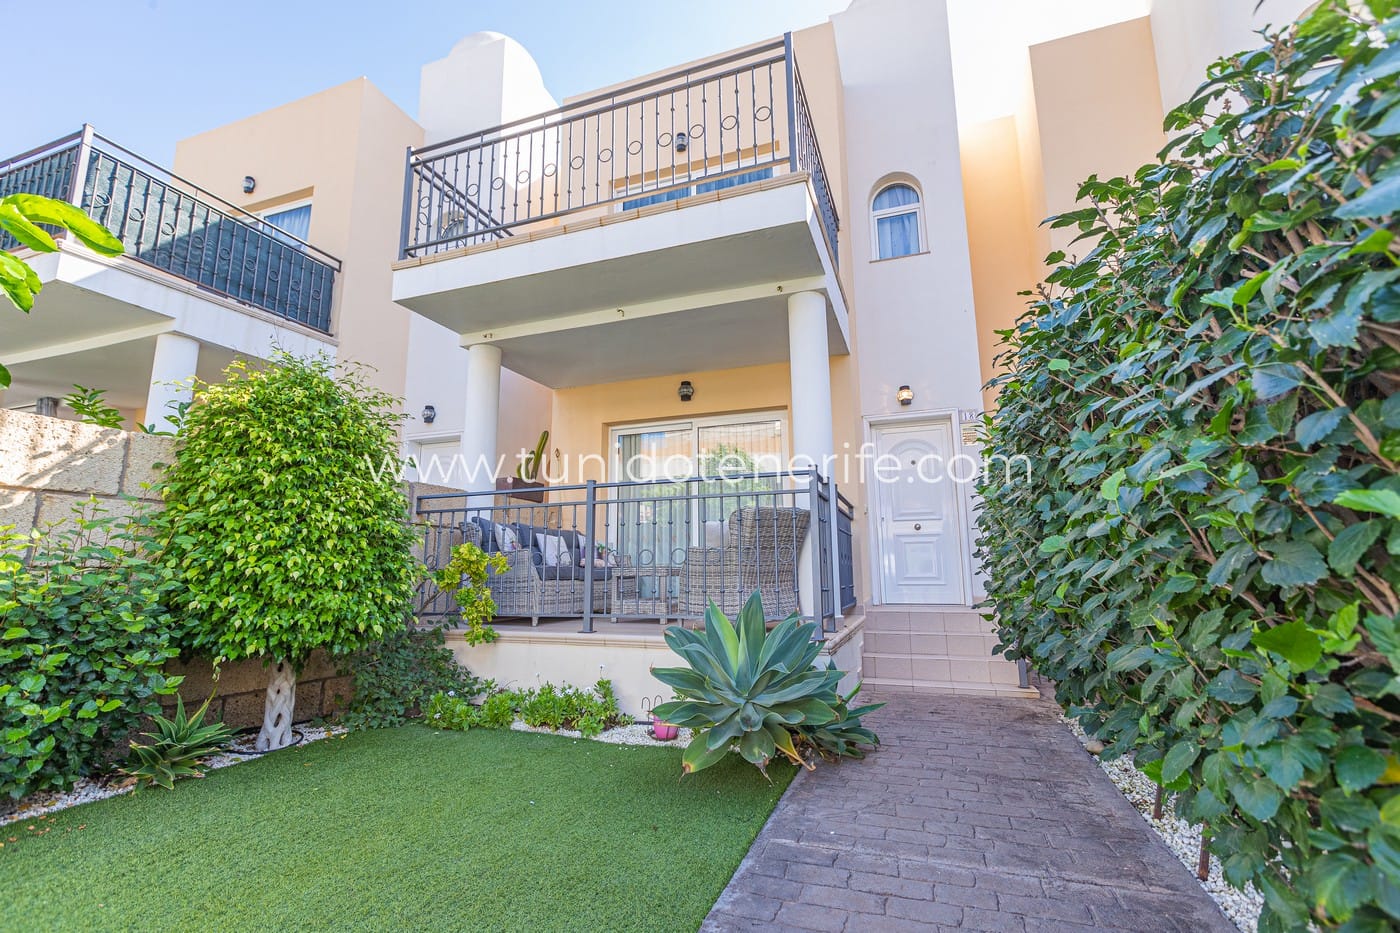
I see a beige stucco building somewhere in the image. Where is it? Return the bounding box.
[0,0,1312,714]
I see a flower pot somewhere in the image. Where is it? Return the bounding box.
[651,716,679,741]
[496,476,546,502]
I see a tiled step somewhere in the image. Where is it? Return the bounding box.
[861,607,1036,698]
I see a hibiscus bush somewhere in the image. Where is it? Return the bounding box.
[978,3,1400,929]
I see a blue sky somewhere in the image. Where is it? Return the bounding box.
[5,0,849,165]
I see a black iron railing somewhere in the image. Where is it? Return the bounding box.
[0,127,340,333]
[400,34,839,263]
[837,490,856,613]
[414,470,846,635]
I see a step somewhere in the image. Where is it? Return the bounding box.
[862,607,995,635]
[864,650,1025,687]
[861,607,1031,697]
[863,676,1038,699]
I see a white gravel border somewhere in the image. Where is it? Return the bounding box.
[1061,715,1263,932]
[506,719,692,747]
[4,716,682,831]
[1,725,346,829]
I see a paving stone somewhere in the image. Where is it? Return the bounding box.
[774,902,850,932]
[883,896,963,925]
[848,870,935,900]
[802,882,885,914]
[702,693,1235,933]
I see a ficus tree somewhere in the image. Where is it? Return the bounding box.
[0,192,124,386]
[159,353,418,751]
[978,3,1400,928]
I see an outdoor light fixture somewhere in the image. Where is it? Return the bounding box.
[242,176,256,194]
[675,131,688,153]
[897,385,914,406]
[421,404,436,424]
[678,380,695,402]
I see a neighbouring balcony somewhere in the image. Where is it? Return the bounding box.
[413,471,857,634]
[0,128,339,333]
[399,35,839,261]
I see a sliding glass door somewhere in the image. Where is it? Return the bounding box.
[610,414,787,573]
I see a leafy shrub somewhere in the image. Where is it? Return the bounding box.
[516,680,625,738]
[477,691,517,729]
[340,625,483,729]
[64,385,124,429]
[424,692,479,731]
[977,4,1400,928]
[432,542,508,646]
[654,594,880,776]
[122,696,234,790]
[0,502,181,798]
[423,680,625,738]
[158,353,419,750]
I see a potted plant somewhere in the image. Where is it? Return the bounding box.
[644,694,680,741]
[497,430,550,502]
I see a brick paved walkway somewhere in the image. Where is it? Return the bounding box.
[703,693,1233,932]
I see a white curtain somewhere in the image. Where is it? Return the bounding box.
[264,204,312,245]
[873,184,920,259]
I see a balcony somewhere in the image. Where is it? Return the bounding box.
[392,36,846,387]
[0,128,339,333]
[412,470,856,633]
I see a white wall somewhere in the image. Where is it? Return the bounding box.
[832,0,984,419]
[403,314,553,488]
[1148,0,1315,114]
[418,32,558,146]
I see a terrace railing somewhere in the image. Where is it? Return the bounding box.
[414,469,845,635]
[400,34,839,263]
[837,490,857,613]
[0,127,340,333]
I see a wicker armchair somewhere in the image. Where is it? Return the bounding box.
[680,506,810,620]
[464,521,612,624]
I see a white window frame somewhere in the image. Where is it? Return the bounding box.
[259,198,314,249]
[608,410,790,482]
[607,410,791,555]
[869,182,925,260]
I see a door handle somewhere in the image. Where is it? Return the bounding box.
[914,523,922,531]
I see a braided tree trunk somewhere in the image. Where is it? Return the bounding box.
[255,659,296,752]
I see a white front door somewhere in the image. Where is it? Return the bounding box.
[873,419,967,605]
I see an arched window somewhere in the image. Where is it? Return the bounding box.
[871,183,923,259]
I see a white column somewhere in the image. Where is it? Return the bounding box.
[787,291,839,621]
[459,342,502,489]
[787,291,834,470]
[145,333,199,433]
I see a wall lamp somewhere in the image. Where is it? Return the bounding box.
[675,131,688,153]
[242,176,256,194]
[421,404,436,424]
[896,385,914,407]
[678,380,695,402]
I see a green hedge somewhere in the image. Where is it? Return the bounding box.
[977,3,1400,929]
[0,503,181,798]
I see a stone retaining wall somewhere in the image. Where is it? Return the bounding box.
[163,651,353,729]
[0,407,168,535]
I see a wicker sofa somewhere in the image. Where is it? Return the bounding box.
[679,506,810,620]
[463,518,613,623]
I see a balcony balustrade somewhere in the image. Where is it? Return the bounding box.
[0,127,339,333]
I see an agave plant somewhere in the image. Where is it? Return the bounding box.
[653,592,878,776]
[123,696,235,790]
[795,685,883,761]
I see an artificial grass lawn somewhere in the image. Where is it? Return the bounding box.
[1,726,795,932]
